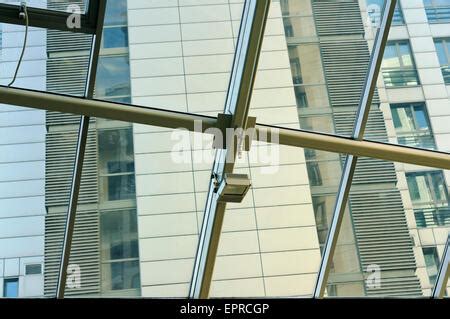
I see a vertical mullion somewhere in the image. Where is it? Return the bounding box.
[189,0,271,299]
[56,0,107,299]
[313,0,397,298]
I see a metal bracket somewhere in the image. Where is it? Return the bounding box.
[215,173,252,203]
[213,113,257,152]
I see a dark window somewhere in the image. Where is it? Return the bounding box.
[25,264,42,275]
[101,210,140,291]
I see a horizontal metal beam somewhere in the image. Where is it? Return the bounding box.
[257,125,449,170]
[0,2,97,33]
[0,86,449,170]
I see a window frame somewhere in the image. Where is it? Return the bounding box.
[3,277,19,298]
[99,208,140,293]
[382,40,420,87]
[390,102,437,150]
[434,37,450,85]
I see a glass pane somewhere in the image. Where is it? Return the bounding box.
[204,143,344,297]
[3,278,19,297]
[364,6,450,153]
[60,118,215,298]
[246,0,385,137]
[0,21,92,96]
[329,157,450,297]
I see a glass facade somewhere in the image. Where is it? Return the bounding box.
[0,0,449,299]
[391,103,436,150]
[382,41,420,87]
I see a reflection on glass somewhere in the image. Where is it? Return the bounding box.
[365,0,404,26]
[391,103,436,150]
[382,41,420,87]
[283,16,316,39]
[434,38,450,84]
[0,0,88,13]
[101,209,140,292]
[280,0,313,16]
[424,0,450,23]
[98,128,135,202]
[96,56,131,98]
[423,247,440,285]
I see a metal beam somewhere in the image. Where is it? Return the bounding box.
[0,1,99,34]
[259,124,450,172]
[432,235,450,299]
[0,86,218,132]
[0,87,449,170]
[189,0,271,299]
[313,0,397,298]
[56,0,107,299]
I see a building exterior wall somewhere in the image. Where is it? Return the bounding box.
[360,0,450,295]
[0,0,47,297]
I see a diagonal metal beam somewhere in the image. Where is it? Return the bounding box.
[313,0,397,298]
[56,0,107,299]
[189,0,271,299]
[0,85,449,169]
[0,1,100,34]
[432,235,450,299]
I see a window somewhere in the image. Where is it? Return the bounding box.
[25,264,42,275]
[422,247,440,285]
[101,209,140,292]
[434,38,450,85]
[382,41,420,87]
[98,128,136,202]
[390,103,436,149]
[424,0,450,23]
[406,171,450,227]
[307,161,323,186]
[366,0,404,26]
[3,278,19,298]
[313,197,329,249]
[102,0,129,49]
[96,56,131,99]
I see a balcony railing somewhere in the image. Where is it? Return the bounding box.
[382,68,420,87]
[414,207,450,228]
[425,5,450,23]
[397,134,436,150]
